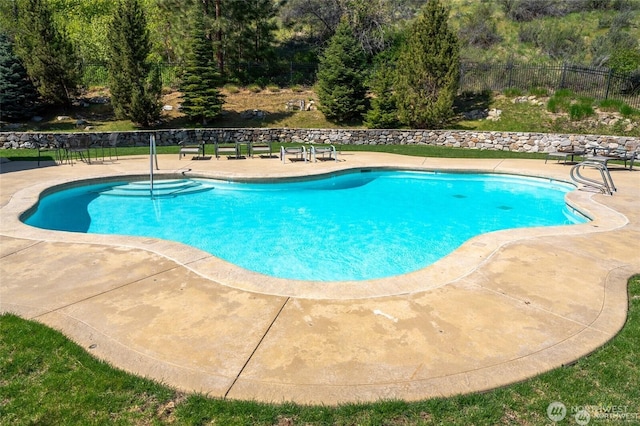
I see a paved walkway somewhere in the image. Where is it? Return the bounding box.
[1,152,638,404]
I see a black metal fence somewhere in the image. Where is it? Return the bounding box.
[459,62,640,108]
[83,61,640,108]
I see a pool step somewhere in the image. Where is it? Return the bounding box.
[100,179,213,197]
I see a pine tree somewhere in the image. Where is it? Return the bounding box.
[364,58,400,129]
[316,19,368,123]
[107,0,161,127]
[0,32,39,121]
[13,0,80,106]
[395,0,460,129]
[180,12,225,125]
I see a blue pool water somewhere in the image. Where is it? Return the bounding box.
[24,170,587,281]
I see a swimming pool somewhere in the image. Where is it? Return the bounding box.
[24,169,587,281]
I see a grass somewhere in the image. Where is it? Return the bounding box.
[1,275,638,425]
[3,84,639,136]
[0,143,551,163]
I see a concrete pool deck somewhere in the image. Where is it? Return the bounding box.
[1,151,639,404]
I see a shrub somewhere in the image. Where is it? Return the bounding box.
[578,96,595,105]
[554,88,575,98]
[246,84,262,93]
[547,95,573,113]
[569,103,595,120]
[528,87,548,97]
[504,88,523,97]
[506,0,566,22]
[290,84,304,93]
[518,23,540,44]
[598,99,625,111]
[458,3,502,48]
[266,84,280,92]
[620,104,638,117]
[223,84,240,94]
[538,22,585,60]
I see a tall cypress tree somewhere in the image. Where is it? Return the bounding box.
[0,32,39,121]
[107,0,161,127]
[180,11,225,124]
[395,0,459,129]
[316,19,368,123]
[14,0,80,106]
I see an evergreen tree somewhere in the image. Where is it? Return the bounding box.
[106,0,161,127]
[13,0,80,106]
[316,19,368,123]
[365,54,400,129]
[0,32,39,121]
[180,11,224,125]
[226,0,277,64]
[395,0,459,129]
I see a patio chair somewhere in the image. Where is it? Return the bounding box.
[64,135,92,165]
[310,144,338,162]
[280,145,307,163]
[105,132,119,161]
[37,140,63,167]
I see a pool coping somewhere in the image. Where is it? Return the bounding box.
[5,166,628,300]
[1,152,639,404]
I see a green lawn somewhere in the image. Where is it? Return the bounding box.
[0,143,549,162]
[1,276,637,425]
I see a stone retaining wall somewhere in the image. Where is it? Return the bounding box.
[1,128,638,153]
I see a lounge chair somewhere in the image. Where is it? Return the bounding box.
[250,141,274,158]
[214,141,239,159]
[280,146,307,163]
[545,146,585,164]
[179,140,204,159]
[310,144,338,162]
[587,147,636,170]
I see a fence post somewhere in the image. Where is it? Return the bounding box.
[507,61,514,88]
[605,68,613,101]
[559,62,567,89]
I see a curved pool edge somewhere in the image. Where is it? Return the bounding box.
[4,166,628,300]
[1,153,639,405]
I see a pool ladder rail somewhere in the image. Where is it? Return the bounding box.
[570,160,616,195]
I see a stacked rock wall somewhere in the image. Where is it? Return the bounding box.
[1,128,638,153]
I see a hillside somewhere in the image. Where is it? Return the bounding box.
[4,85,638,138]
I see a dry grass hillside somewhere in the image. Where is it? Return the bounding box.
[160,86,339,129]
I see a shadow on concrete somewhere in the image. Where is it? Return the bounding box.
[0,159,58,174]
